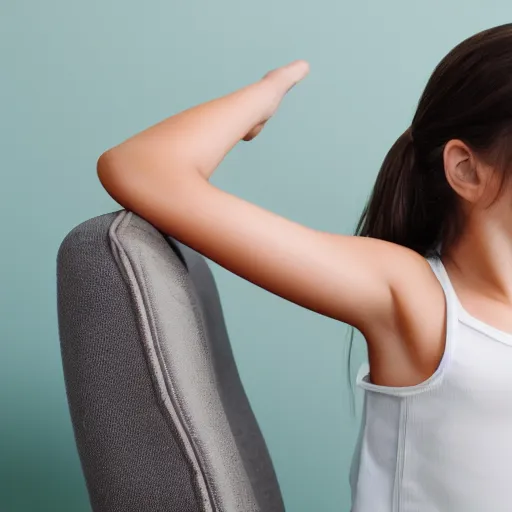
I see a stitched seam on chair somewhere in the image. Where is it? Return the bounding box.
[108,210,214,512]
[125,224,191,306]
[137,259,221,512]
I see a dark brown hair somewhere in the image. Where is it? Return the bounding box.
[357,23,512,255]
[347,24,512,408]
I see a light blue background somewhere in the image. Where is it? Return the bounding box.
[2,2,510,510]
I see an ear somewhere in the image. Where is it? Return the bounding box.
[443,139,487,203]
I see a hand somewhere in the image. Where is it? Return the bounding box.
[243,60,310,141]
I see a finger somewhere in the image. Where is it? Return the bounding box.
[263,60,310,96]
[285,60,310,86]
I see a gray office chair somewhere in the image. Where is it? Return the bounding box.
[56,210,285,512]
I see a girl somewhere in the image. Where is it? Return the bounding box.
[98,24,512,512]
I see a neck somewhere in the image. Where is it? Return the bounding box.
[444,218,512,304]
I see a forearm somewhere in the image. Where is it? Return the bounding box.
[101,79,275,182]
[97,60,309,245]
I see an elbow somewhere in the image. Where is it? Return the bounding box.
[97,149,117,191]
[96,148,133,207]
[96,148,180,214]
[96,147,201,218]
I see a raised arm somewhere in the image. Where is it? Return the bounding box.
[96,61,440,345]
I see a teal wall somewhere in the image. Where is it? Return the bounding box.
[2,2,511,510]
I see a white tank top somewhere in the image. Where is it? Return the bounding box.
[349,256,512,512]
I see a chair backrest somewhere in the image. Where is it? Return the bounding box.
[56,210,285,512]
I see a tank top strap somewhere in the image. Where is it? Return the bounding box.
[424,254,460,358]
[425,255,460,313]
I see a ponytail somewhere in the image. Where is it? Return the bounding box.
[355,127,454,257]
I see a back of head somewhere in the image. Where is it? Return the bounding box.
[357,24,512,255]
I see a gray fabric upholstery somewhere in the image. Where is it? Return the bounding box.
[57,210,285,512]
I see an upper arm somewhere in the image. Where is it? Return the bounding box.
[97,152,430,335]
